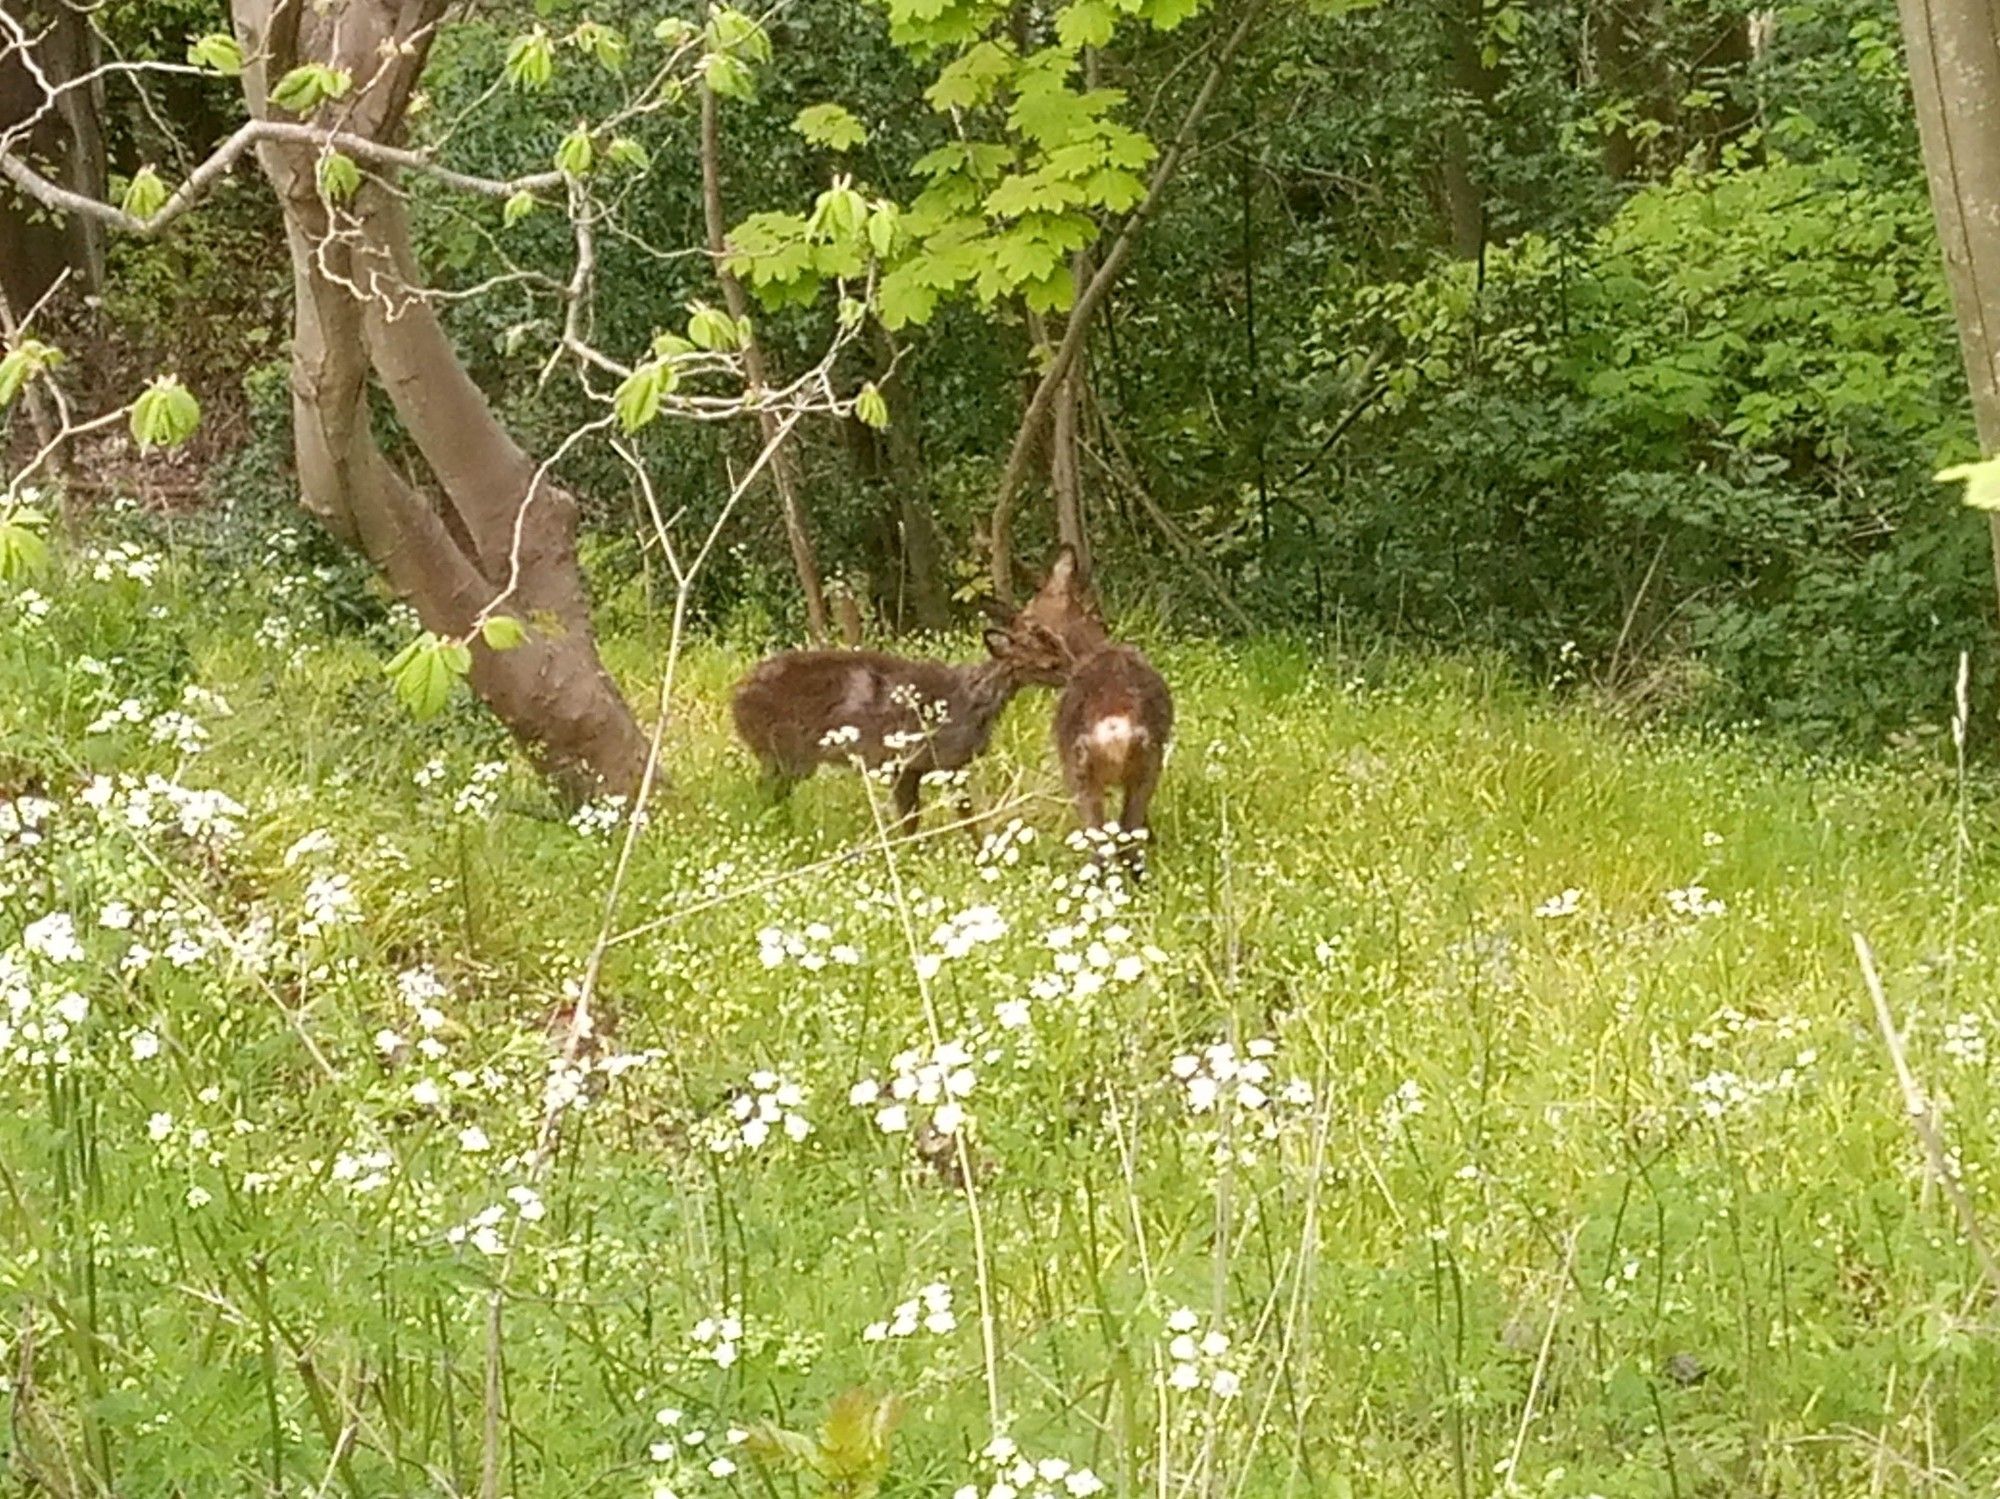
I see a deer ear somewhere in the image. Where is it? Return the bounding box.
[983,626,1014,657]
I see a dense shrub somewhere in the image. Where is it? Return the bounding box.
[1302,155,1986,739]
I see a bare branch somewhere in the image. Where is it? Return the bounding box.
[0,119,563,239]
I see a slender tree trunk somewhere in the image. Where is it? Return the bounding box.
[699,85,829,644]
[1896,0,2000,615]
[1438,0,1495,258]
[233,0,647,798]
[872,328,953,631]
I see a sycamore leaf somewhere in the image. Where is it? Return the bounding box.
[187,32,243,75]
[703,51,755,99]
[855,382,890,429]
[569,21,628,71]
[0,508,50,584]
[317,152,361,202]
[387,633,469,720]
[687,302,742,351]
[503,190,538,227]
[0,338,60,408]
[925,41,1016,112]
[794,102,868,150]
[1938,455,2000,511]
[554,126,595,177]
[131,375,200,451]
[707,6,772,61]
[505,28,555,89]
[480,615,528,650]
[867,200,900,259]
[269,63,351,115]
[121,166,168,221]
[1057,0,1117,47]
[615,361,670,432]
[606,136,650,171]
[877,264,939,329]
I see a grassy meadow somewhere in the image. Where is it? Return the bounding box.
[5,526,2000,1497]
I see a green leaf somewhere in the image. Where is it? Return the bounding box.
[687,302,742,351]
[793,103,868,150]
[130,375,200,451]
[1057,0,1116,47]
[121,165,168,221]
[554,127,595,177]
[186,32,244,75]
[877,263,939,328]
[317,152,361,202]
[569,21,628,71]
[655,16,699,44]
[703,51,755,100]
[505,28,555,89]
[386,633,470,720]
[854,381,890,430]
[605,136,650,172]
[706,6,771,62]
[269,63,351,115]
[650,331,696,360]
[810,182,868,241]
[503,190,538,227]
[926,41,1015,112]
[480,615,528,651]
[866,201,900,259]
[615,361,668,432]
[1938,456,2000,511]
[0,508,50,584]
[0,338,60,408]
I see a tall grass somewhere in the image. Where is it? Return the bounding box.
[3,531,1999,1496]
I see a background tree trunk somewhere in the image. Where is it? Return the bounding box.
[700,84,829,645]
[233,0,647,798]
[1896,0,2000,614]
[0,0,105,311]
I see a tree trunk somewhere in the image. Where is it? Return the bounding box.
[1438,0,1495,258]
[873,329,954,631]
[699,85,829,645]
[233,0,647,799]
[0,0,106,310]
[1896,0,2000,615]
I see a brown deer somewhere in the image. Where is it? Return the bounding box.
[1009,546,1174,849]
[730,624,1067,833]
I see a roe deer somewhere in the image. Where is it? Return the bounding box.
[1010,546,1175,849]
[730,625,1067,833]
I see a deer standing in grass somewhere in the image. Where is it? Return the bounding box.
[730,624,1068,834]
[1011,546,1175,849]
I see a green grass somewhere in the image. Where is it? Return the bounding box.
[5,535,2000,1498]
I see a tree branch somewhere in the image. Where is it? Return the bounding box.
[0,118,563,239]
[988,0,1270,600]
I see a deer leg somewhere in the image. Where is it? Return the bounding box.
[758,762,800,807]
[891,764,925,836]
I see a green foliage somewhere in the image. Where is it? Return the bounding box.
[794,102,869,150]
[504,27,555,89]
[0,338,61,407]
[268,62,352,114]
[0,506,50,583]
[479,614,528,650]
[1941,455,2000,511]
[130,375,201,451]
[120,164,169,221]
[384,629,472,718]
[1303,151,1975,739]
[854,381,890,430]
[553,125,595,177]
[316,151,361,202]
[614,358,676,432]
[748,1389,902,1496]
[185,30,243,75]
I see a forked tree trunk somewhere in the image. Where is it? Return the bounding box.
[1896,0,2000,615]
[234,0,647,798]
